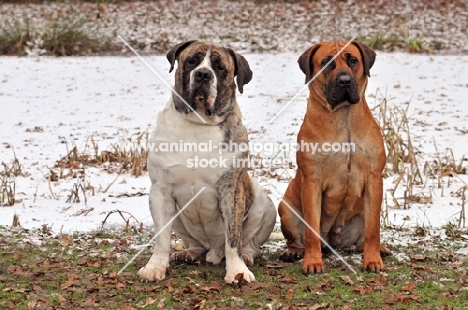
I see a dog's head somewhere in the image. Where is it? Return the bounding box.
[167,41,252,122]
[298,41,376,110]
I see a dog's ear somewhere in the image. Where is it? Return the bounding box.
[228,49,253,94]
[166,41,197,73]
[351,41,376,77]
[298,43,322,84]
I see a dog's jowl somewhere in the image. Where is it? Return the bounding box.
[138,41,276,284]
[278,41,387,274]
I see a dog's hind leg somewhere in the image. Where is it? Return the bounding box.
[277,197,306,262]
[170,218,207,263]
[240,180,276,266]
[277,176,307,262]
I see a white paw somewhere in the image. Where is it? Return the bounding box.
[224,246,256,283]
[137,266,166,282]
[224,266,255,283]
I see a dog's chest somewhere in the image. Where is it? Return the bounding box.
[148,105,238,189]
[300,133,373,199]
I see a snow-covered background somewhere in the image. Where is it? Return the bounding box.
[1,52,467,233]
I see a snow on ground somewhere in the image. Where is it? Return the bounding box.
[0,52,467,233]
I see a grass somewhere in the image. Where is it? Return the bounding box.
[371,89,468,229]
[1,147,27,206]
[0,17,118,56]
[54,132,149,177]
[374,90,425,214]
[0,3,447,56]
[0,20,32,56]
[357,25,434,54]
[0,226,467,309]
[41,19,103,56]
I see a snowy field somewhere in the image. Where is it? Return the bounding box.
[1,52,467,233]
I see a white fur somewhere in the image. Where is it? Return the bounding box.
[137,252,169,282]
[188,49,218,108]
[140,71,276,283]
[224,245,255,283]
[139,99,240,281]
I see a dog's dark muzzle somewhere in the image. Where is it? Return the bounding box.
[326,71,360,108]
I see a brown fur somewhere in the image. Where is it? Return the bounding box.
[278,41,386,274]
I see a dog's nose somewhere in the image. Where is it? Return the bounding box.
[194,69,213,82]
[337,74,352,88]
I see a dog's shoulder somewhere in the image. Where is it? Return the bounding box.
[218,103,248,145]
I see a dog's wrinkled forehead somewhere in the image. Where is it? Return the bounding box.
[178,42,234,72]
[313,42,362,69]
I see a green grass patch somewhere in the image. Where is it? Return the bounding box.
[0,18,119,56]
[0,226,467,309]
[355,25,434,54]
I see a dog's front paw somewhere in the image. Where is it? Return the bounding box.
[224,267,255,284]
[279,248,304,262]
[302,258,325,274]
[362,255,384,272]
[171,250,202,263]
[137,266,166,282]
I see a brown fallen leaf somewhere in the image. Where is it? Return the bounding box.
[409,254,427,261]
[340,275,354,286]
[87,261,102,268]
[278,275,296,283]
[208,280,222,292]
[60,273,76,290]
[27,300,37,309]
[32,284,44,294]
[97,276,105,287]
[156,297,165,308]
[83,296,99,307]
[230,272,249,288]
[269,286,281,295]
[183,284,196,294]
[59,235,73,246]
[353,285,374,295]
[242,283,256,295]
[400,281,417,292]
[192,299,206,310]
[49,169,59,181]
[309,302,331,309]
[137,296,156,308]
[116,282,126,289]
[317,279,333,290]
[86,287,99,294]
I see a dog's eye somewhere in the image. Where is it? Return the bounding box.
[187,59,196,65]
[348,57,358,66]
[321,57,334,69]
[216,65,225,71]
